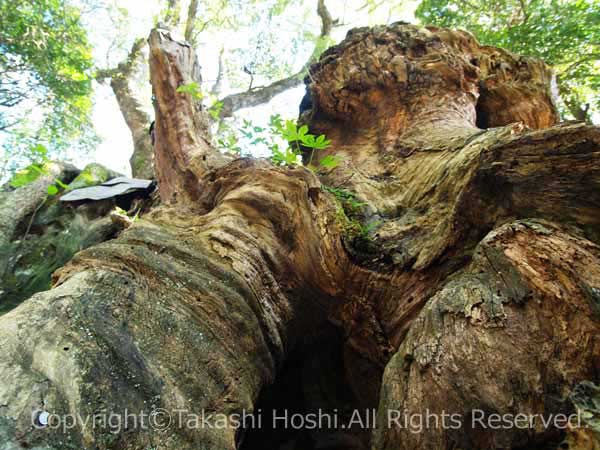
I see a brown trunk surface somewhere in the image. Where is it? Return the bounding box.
[0,23,599,450]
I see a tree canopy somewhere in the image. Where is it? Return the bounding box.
[415,0,600,121]
[0,0,95,175]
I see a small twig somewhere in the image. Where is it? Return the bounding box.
[22,196,47,243]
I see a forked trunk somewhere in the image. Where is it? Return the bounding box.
[0,24,599,450]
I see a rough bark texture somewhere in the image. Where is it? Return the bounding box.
[0,163,79,250]
[0,163,141,315]
[0,158,350,449]
[0,23,599,450]
[149,28,231,203]
[375,220,600,449]
[302,25,599,448]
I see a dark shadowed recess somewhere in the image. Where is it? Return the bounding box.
[240,324,373,450]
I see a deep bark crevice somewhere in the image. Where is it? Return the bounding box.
[475,95,490,129]
[239,324,374,450]
[1,22,600,450]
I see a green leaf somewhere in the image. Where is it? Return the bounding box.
[54,178,68,189]
[176,82,203,99]
[32,144,48,157]
[298,125,309,138]
[284,149,299,165]
[47,185,59,196]
[29,165,46,175]
[9,164,46,188]
[314,137,332,149]
[282,120,298,141]
[301,134,316,147]
[319,155,342,169]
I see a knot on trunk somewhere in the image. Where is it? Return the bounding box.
[307,23,558,137]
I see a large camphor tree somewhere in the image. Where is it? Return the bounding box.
[1,22,600,450]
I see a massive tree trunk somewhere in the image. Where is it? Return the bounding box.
[1,24,599,450]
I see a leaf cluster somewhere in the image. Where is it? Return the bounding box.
[0,0,95,172]
[8,144,67,196]
[215,112,340,171]
[176,82,204,100]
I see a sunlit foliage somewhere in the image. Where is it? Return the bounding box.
[0,0,96,178]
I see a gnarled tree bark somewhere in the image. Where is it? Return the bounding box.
[0,23,599,450]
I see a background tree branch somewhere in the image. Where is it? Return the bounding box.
[96,38,154,178]
[184,0,199,45]
[217,0,334,119]
[93,0,185,179]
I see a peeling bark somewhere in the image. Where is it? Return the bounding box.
[303,23,599,449]
[0,23,599,450]
[375,220,600,449]
[149,29,231,203]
